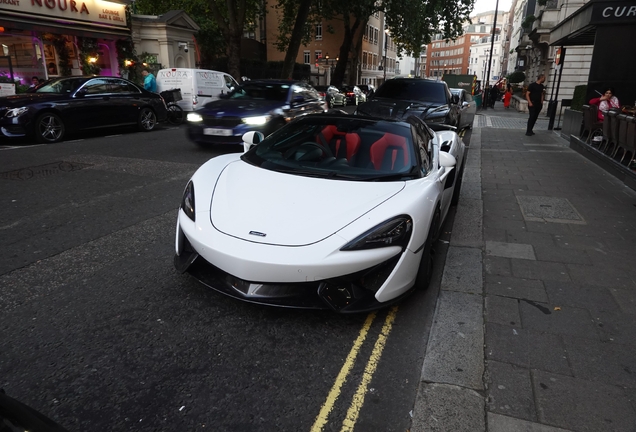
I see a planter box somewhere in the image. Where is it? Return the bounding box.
[560,108,582,140]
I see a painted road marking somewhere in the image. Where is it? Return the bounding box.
[311,306,399,431]
[310,312,377,432]
[340,306,398,432]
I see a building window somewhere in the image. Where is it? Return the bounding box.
[362,52,368,69]
[316,23,323,40]
[364,25,369,41]
[304,50,310,64]
[374,28,379,45]
[315,50,322,63]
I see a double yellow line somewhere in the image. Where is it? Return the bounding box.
[310,306,399,432]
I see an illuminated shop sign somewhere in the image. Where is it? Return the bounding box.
[1,0,127,27]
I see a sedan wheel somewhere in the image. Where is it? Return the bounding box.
[34,112,65,144]
[138,107,157,132]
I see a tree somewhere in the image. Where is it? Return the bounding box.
[282,0,476,87]
[274,0,315,79]
[207,0,262,80]
[134,0,226,66]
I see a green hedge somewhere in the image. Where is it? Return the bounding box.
[571,84,587,111]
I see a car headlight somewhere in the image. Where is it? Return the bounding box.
[5,107,29,118]
[242,115,270,125]
[181,181,195,221]
[187,113,203,122]
[341,215,413,251]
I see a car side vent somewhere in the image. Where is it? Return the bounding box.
[440,141,451,152]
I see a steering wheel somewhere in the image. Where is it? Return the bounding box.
[283,142,334,160]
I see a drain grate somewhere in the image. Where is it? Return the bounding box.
[0,161,93,180]
[516,195,586,224]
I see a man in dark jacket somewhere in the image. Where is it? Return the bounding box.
[525,74,546,136]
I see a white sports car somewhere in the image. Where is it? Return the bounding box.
[174,113,466,313]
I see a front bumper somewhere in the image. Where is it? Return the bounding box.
[0,116,31,138]
[174,211,420,312]
[186,119,276,145]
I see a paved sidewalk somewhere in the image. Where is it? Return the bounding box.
[412,107,636,431]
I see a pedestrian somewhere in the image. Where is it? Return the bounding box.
[141,68,157,93]
[525,74,546,136]
[30,76,39,88]
[503,85,512,109]
[589,87,620,121]
[489,85,499,108]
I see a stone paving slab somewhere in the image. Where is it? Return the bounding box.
[421,290,484,390]
[411,383,485,432]
[486,241,536,260]
[532,370,636,432]
[488,413,574,432]
[487,360,536,422]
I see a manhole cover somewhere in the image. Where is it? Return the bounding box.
[516,196,585,224]
[0,161,93,180]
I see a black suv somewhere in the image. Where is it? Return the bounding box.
[355,78,460,127]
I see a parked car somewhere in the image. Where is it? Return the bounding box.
[174,112,465,312]
[0,76,168,143]
[340,85,366,105]
[314,85,347,109]
[355,78,460,127]
[358,84,375,98]
[186,80,325,145]
[450,88,476,130]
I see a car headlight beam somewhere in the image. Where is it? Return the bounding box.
[186,113,203,122]
[181,181,195,221]
[5,107,29,118]
[341,215,413,251]
[242,115,270,125]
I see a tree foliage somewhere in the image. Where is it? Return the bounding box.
[133,0,227,66]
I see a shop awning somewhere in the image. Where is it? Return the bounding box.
[1,13,131,39]
[551,0,636,46]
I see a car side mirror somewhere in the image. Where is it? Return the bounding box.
[292,95,305,105]
[462,101,470,107]
[219,93,230,99]
[242,131,265,153]
[74,89,87,98]
[439,150,457,167]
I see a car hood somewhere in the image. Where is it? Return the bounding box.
[0,93,67,108]
[357,98,449,120]
[210,161,405,246]
[201,99,286,117]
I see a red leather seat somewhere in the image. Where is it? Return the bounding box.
[318,125,361,161]
[369,133,409,171]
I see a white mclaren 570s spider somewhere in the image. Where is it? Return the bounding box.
[174,113,466,313]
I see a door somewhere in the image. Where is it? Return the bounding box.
[106,78,143,125]
[66,78,112,130]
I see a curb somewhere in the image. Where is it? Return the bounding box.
[411,127,486,431]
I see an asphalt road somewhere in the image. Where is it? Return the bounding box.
[0,121,470,431]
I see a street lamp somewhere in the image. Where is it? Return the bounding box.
[383,27,389,83]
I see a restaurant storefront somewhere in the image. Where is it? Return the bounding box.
[0,0,130,86]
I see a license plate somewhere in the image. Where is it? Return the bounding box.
[203,128,233,136]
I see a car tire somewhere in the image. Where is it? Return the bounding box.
[34,112,65,144]
[451,161,465,206]
[138,107,157,132]
[414,209,440,290]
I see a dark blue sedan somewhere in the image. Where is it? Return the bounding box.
[0,76,168,144]
[185,80,325,146]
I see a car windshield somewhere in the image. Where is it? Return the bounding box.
[373,80,448,104]
[35,78,89,94]
[242,116,418,181]
[229,82,290,101]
